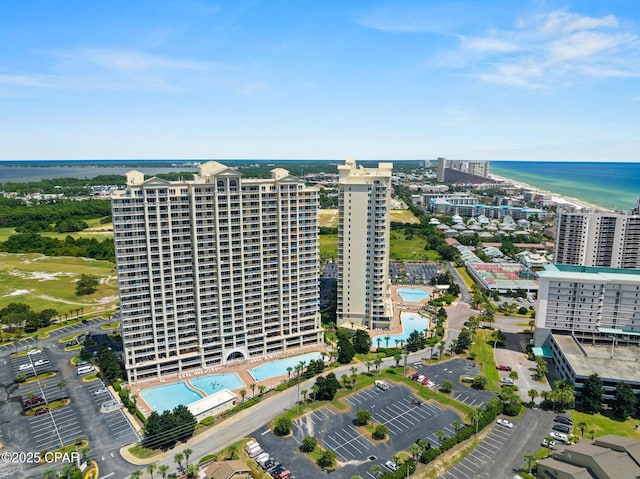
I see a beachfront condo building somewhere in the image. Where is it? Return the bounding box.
[336,159,393,329]
[554,203,640,269]
[534,264,640,348]
[111,162,323,381]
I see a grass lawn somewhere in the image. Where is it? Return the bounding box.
[390,209,420,223]
[455,267,476,290]
[319,209,339,228]
[319,234,338,261]
[0,219,114,243]
[469,330,500,391]
[389,231,440,261]
[571,411,640,440]
[0,252,118,314]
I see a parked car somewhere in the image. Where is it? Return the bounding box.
[553,424,571,434]
[27,349,41,355]
[542,439,557,449]
[24,395,43,408]
[94,388,108,396]
[18,363,33,371]
[549,431,568,443]
[34,408,49,416]
[34,359,49,367]
[497,418,514,429]
[384,460,398,471]
[497,364,512,371]
[554,415,573,425]
[500,377,514,385]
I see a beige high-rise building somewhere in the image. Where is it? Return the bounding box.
[436,157,447,182]
[111,161,323,381]
[554,202,640,268]
[336,159,393,329]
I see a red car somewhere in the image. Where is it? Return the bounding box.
[34,408,49,416]
[497,365,512,371]
[421,377,430,385]
[24,395,43,407]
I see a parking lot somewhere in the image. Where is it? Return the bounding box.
[390,262,441,284]
[253,382,464,478]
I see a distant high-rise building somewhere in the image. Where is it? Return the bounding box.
[337,159,393,329]
[467,161,489,177]
[554,201,640,269]
[436,157,447,182]
[111,162,323,381]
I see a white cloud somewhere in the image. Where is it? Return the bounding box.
[539,11,618,35]
[460,36,520,52]
[547,31,629,62]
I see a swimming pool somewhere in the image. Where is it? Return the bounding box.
[141,382,203,412]
[397,288,431,302]
[248,351,324,382]
[375,312,431,345]
[190,373,244,395]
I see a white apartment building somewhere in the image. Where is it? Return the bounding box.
[534,264,640,348]
[336,159,393,329]
[111,162,323,381]
[554,203,640,268]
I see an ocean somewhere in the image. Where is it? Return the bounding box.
[490,161,640,211]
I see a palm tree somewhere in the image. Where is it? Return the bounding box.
[311,384,319,400]
[258,385,266,397]
[366,360,372,374]
[528,389,539,407]
[183,448,193,466]
[384,335,390,348]
[129,471,142,479]
[185,464,199,479]
[301,388,308,402]
[240,389,247,402]
[250,383,256,398]
[392,454,401,469]
[469,408,481,434]
[374,357,382,372]
[438,340,446,358]
[174,453,184,471]
[578,421,588,438]
[157,465,169,479]
[524,453,536,474]
[370,464,382,478]
[589,429,596,439]
[409,444,422,460]
[435,429,446,447]
[146,463,156,479]
[376,337,381,349]
[452,420,461,432]
[286,366,293,379]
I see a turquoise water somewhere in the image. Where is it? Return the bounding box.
[491,161,640,211]
[397,288,431,302]
[248,351,324,381]
[375,312,431,345]
[141,382,203,412]
[190,373,244,395]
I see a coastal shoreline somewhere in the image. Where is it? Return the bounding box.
[489,172,614,212]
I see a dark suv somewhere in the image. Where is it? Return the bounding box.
[553,424,571,434]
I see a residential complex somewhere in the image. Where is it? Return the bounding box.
[533,264,640,402]
[111,162,323,381]
[336,159,393,329]
[554,201,640,268]
[537,435,640,479]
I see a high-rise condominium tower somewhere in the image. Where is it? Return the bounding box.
[554,202,640,269]
[336,159,393,329]
[111,162,322,382]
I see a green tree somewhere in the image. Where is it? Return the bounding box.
[240,389,246,402]
[173,453,184,471]
[524,453,536,474]
[185,464,199,479]
[472,375,488,390]
[394,353,402,367]
[613,382,637,419]
[317,449,336,469]
[372,424,388,440]
[409,444,422,460]
[528,389,539,407]
[301,435,318,452]
[374,357,383,372]
[582,374,604,413]
[356,409,371,426]
[337,338,355,364]
[130,471,143,479]
[75,274,100,296]
[435,429,446,447]
[182,448,193,466]
[577,421,587,438]
[455,328,472,352]
[146,463,156,479]
[157,465,169,479]
[370,464,382,478]
[353,329,372,354]
[274,416,292,436]
[440,380,454,393]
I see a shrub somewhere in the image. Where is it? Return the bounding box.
[372,424,388,440]
[273,416,292,436]
[199,416,215,427]
[301,435,317,452]
[356,409,371,426]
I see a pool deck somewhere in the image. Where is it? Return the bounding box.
[369,284,433,342]
[131,343,329,416]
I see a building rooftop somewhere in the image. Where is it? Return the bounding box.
[553,335,640,382]
[541,264,640,278]
[187,389,237,417]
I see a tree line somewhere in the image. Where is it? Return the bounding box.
[1,233,115,262]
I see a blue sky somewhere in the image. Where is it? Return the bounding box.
[1,0,639,161]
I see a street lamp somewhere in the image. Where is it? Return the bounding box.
[371,405,375,428]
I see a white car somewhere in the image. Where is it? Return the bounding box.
[18,363,33,371]
[33,359,49,366]
[497,418,514,429]
[541,439,557,449]
[27,349,41,355]
[500,377,514,385]
[549,431,568,442]
[384,460,398,471]
[94,388,108,396]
